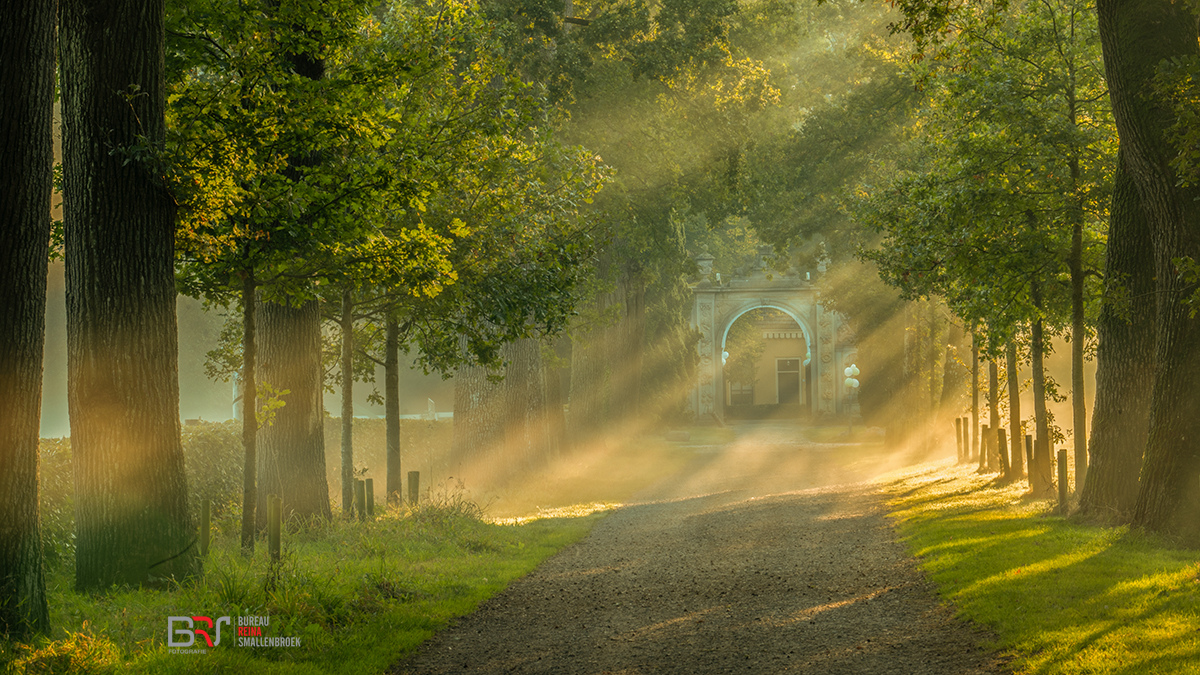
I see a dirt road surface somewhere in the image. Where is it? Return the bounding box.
[391,422,1010,675]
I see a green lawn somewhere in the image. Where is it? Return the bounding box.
[880,461,1200,675]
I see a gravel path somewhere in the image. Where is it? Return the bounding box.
[391,422,1011,675]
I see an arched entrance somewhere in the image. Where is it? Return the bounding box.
[690,262,856,424]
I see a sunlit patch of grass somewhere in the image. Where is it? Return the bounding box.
[878,460,1200,675]
[3,491,604,675]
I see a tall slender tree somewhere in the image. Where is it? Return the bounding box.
[60,0,198,588]
[0,0,54,636]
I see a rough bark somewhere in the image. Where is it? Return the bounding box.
[1098,0,1200,540]
[255,297,332,527]
[1078,150,1155,519]
[451,341,506,475]
[1005,340,1024,478]
[239,273,257,551]
[340,288,354,516]
[0,0,54,635]
[451,339,555,486]
[504,339,556,467]
[385,316,402,505]
[61,0,198,589]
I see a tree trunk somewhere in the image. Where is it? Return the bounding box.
[987,357,1000,472]
[239,272,257,551]
[385,316,401,505]
[1079,150,1155,519]
[971,336,979,461]
[504,339,555,468]
[255,297,331,527]
[1070,218,1088,493]
[1099,0,1200,541]
[61,0,198,589]
[1006,340,1024,478]
[0,0,53,634]
[567,260,619,447]
[452,339,554,486]
[340,288,354,517]
[1030,283,1055,498]
[451,343,506,476]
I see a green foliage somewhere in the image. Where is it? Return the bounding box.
[179,421,245,520]
[1,628,123,674]
[37,439,75,569]
[168,0,609,375]
[851,0,1113,351]
[36,423,250,572]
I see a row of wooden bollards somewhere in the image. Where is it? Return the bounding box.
[953,416,1070,515]
[195,470,424,557]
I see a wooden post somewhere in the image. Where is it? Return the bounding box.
[955,417,964,463]
[997,428,1010,476]
[1057,449,1069,515]
[355,479,367,522]
[365,478,375,518]
[1024,435,1034,484]
[408,471,420,506]
[268,495,281,562]
[979,425,989,470]
[200,499,210,557]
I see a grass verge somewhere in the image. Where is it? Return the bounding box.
[2,498,599,675]
[3,436,699,675]
[880,460,1200,675]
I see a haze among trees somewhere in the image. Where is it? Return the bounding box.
[4,0,1200,641]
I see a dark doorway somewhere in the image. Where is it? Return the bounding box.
[777,359,800,405]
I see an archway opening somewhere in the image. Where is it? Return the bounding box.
[721,308,811,420]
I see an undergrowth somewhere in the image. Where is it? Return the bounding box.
[1,482,601,675]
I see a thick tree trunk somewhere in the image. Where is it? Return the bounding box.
[1079,151,1155,519]
[340,288,354,516]
[1006,340,1024,478]
[255,297,331,527]
[1099,1,1200,540]
[451,339,554,485]
[61,0,198,589]
[504,339,555,467]
[239,273,257,551]
[451,344,506,473]
[0,0,54,635]
[385,316,401,505]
